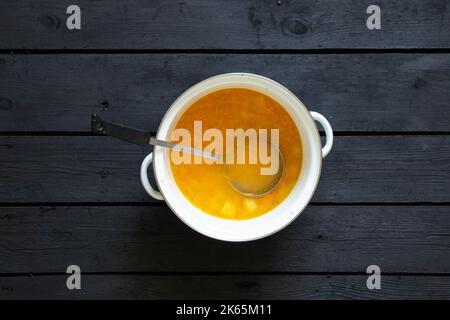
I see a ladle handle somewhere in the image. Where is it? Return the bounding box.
[91,114,163,200]
[91,114,151,146]
[310,111,333,158]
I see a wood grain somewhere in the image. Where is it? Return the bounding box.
[1,205,450,273]
[1,0,450,49]
[1,54,449,132]
[2,0,450,299]
[0,136,449,203]
[1,274,449,299]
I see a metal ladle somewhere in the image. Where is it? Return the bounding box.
[225,138,284,197]
[91,114,284,196]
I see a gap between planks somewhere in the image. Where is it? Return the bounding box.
[1,202,450,207]
[1,271,450,278]
[1,132,450,137]
[3,48,450,55]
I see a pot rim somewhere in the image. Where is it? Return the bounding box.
[152,73,323,242]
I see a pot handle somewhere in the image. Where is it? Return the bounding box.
[310,111,333,158]
[140,153,164,200]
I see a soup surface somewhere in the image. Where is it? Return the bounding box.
[169,88,302,220]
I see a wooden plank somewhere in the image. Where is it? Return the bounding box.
[1,0,450,49]
[1,54,450,132]
[0,136,449,203]
[1,274,449,299]
[1,205,450,273]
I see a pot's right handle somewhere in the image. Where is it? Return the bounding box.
[140,153,164,200]
[310,111,333,158]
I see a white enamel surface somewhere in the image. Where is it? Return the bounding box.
[310,111,334,158]
[151,73,327,242]
[140,153,164,200]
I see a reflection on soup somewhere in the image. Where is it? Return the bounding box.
[169,88,302,220]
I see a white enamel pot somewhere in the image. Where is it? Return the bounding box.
[140,73,333,242]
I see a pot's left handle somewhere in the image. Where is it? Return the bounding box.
[140,153,164,200]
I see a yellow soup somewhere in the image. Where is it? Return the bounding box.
[169,88,302,220]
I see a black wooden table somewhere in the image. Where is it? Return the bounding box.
[1,0,450,299]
